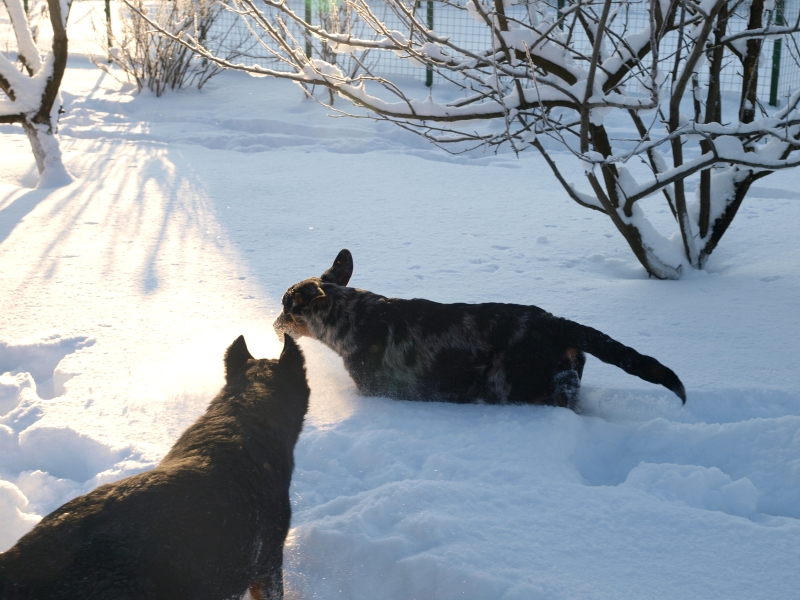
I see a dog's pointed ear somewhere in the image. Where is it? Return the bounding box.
[224,335,254,381]
[277,335,307,381]
[320,249,353,286]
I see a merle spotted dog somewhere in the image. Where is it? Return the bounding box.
[0,336,309,600]
[274,250,685,409]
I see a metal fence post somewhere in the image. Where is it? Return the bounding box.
[426,0,433,87]
[305,0,312,58]
[769,0,784,106]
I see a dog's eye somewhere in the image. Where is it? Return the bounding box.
[282,292,293,310]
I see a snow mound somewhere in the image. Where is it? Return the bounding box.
[570,411,800,519]
[17,425,132,483]
[0,480,41,552]
[0,334,94,400]
[0,421,152,549]
[15,470,83,515]
[282,400,586,598]
[283,395,800,599]
[0,423,17,453]
[622,462,758,518]
[0,372,36,416]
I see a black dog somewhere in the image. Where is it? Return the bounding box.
[274,249,685,408]
[0,336,309,600]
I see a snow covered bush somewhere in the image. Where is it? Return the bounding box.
[101,0,240,96]
[147,0,800,278]
[0,0,72,187]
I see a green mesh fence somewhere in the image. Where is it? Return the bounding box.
[209,0,800,104]
[1,0,799,103]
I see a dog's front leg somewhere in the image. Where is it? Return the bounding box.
[249,566,283,600]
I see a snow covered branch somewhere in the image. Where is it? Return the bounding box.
[167,0,800,278]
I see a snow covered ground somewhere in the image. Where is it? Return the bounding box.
[1,6,800,597]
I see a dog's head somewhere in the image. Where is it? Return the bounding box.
[225,333,306,378]
[273,249,353,341]
[223,334,309,417]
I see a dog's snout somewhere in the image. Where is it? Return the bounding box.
[273,313,288,342]
[273,310,310,340]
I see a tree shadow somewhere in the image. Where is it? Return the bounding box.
[0,136,216,305]
[0,188,53,246]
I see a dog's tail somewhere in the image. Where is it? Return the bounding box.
[566,320,686,403]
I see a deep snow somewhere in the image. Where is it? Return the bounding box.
[1,4,800,597]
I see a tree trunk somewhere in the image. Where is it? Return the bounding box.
[0,0,72,187]
[22,118,72,187]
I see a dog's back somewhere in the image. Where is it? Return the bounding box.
[0,336,309,600]
[332,296,684,406]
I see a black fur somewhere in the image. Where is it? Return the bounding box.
[274,249,686,409]
[0,336,309,600]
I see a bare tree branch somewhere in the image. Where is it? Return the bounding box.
[145,0,800,279]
